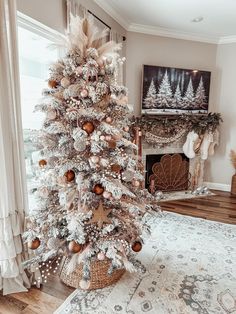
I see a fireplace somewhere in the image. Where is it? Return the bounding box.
[145,153,190,192]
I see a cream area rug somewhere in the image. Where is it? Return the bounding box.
[55,212,236,314]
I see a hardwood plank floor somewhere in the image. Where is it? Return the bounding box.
[1,190,235,314]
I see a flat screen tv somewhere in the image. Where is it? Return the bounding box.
[141,65,211,115]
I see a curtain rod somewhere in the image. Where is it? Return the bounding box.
[88,10,126,42]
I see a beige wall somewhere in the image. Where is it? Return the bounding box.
[16,0,67,33]
[125,31,218,116]
[205,43,236,187]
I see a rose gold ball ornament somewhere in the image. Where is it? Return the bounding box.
[100,135,105,141]
[39,159,47,167]
[82,121,95,134]
[105,135,112,141]
[105,117,112,124]
[97,252,106,261]
[80,89,88,98]
[132,180,140,187]
[28,238,41,250]
[131,241,142,252]
[124,126,129,132]
[48,80,58,89]
[103,191,111,199]
[60,77,70,88]
[79,279,90,290]
[68,240,82,253]
[64,170,75,182]
[76,66,83,76]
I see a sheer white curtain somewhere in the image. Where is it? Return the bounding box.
[0,0,30,295]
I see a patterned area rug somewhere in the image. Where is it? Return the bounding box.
[55,212,236,314]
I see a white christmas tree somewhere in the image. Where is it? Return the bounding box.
[143,79,157,108]
[195,76,207,109]
[156,70,173,108]
[182,78,195,109]
[172,83,182,108]
[22,16,157,290]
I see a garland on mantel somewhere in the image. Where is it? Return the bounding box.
[132,113,222,147]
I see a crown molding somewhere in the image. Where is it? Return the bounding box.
[128,23,219,44]
[218,35,236,44]
[93,0,130,30]
[93,0,236,45]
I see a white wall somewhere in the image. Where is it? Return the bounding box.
[205,43,236,188]
[16,0,67,33]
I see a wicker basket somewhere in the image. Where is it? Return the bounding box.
[59,257,125,290]
[231,174,236,196]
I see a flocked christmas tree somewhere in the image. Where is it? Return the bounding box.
[156,70,173,108]
[182,78,195,109]
[143,79,157,108]
[23,16,157,290]
[195,76,207,109]
[172,83,182,108]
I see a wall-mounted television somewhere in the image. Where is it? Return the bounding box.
[141,65,211,115]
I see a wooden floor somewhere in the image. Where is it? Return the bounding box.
[1,190,235,314]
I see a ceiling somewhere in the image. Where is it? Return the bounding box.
[94,0,236,44]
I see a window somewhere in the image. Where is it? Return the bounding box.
[17,13,64,212]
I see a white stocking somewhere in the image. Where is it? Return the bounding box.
[183,131,199,159]
[208,129,219,156]
[200,132,213,160]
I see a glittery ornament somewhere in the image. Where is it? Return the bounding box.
[111,164,121,173]
[74,140,86,152]
[80,89,88,98]
[100,158,109,167]
[61,77,70,88]
[47,237,61,250]
[48,80,58,88]
[64,170,75,182]
[39,159,47,167]
[68,240,82,253]
[97,252,105,261]
[82,121,95,134]
[90,156,100,164]
[28,238,40,250]
[89,201,112,228]
[108,140,116,149]
[105,117,112,123]
[38,186,49,198]
[47,109,57,120]
[79,279,90,290]
[93,184,104,195]
[122,170,134,182]
[131,241,142,252]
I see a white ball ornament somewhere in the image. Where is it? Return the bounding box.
[90,156,100,164]
[79,279,90,290]
[61,77,70,88]
[103,191,111,199]
[132,180,140,187]
[97,252,106,261]
[100,135,105,141]
[80,89,88,98]
[106,56,113,64]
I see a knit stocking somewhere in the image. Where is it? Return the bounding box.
[208,129,219,156]
[183,131,199,159]
[200,132,214,160]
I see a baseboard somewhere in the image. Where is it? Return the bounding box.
[204,182,231,192]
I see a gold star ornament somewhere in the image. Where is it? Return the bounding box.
[89,201,112,228]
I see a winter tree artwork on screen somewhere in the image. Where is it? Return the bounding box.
[142,65,211,115]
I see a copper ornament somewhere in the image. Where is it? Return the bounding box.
[131,241,142,252]
[39,159,47,167]
[93,184,104,195]
[111,164,121,173]
[48,80,58,88]
[28,237,41,250]
[65,170,75,182]
[82,121,95,134]
[68,240,82,253]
